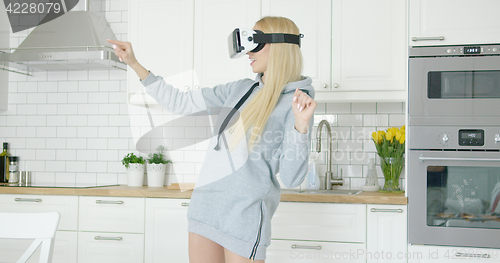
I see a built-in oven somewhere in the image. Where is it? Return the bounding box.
[408,44,500,249]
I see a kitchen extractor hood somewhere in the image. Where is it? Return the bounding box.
[0,0,126,75]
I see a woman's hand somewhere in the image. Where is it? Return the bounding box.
[107,39,149,80]
[292,88,317,134]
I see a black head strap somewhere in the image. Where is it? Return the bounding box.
[249,30,302,53]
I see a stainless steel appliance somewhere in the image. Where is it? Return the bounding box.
[408,44,500,249]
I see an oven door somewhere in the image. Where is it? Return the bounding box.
[409,56,500,126]
[408,150,500,248]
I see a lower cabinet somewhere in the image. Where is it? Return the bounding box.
[77,196,146,263]
[144,198,190,263]
[0,230,77,263]
[408,245,500,263]
[268,202,367,263]
[0,194,78,263]
[0,193,409,263]
[367,205,408,263]
[77,232,145,263]
[267,240,366,263]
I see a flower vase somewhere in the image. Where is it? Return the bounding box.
[127,163,145,187]
[380,157,404,193]
[147,163,166,187]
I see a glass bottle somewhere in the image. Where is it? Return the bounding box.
[0,142,10,183]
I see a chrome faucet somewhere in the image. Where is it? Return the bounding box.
[316,120,343,190]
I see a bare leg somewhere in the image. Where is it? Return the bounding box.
[189,232,225,263]
[224,248,265,263]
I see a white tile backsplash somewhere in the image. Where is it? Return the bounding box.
[0,0,406,188]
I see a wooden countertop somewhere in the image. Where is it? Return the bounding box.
[0,185,407,205]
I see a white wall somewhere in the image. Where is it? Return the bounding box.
[0,0,405,189]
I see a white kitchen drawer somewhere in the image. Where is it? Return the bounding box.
[79,196,145,233]
[267,239,366,263]
[408,245,500,263]
[0,194,78,231]
[77,231,144,263]
[0,230,78,263]
[272,202,366,243]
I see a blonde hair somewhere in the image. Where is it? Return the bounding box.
[228,16,303,151]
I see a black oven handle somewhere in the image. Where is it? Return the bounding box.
[419,156,500,162]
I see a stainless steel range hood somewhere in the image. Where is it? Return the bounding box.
[0,0,126,75]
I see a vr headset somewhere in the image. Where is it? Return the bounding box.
[228,28,303,59]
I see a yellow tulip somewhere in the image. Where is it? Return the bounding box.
[399,134,405,144]
[372,132,378,143]
[377,132,384,143]
[380,130,386,136]
[400,125,405,132]
[395,130,402,141]
[385,130,394,142]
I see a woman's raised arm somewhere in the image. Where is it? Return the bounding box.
[107,39,150,80]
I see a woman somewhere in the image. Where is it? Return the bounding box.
[108,16,317,263]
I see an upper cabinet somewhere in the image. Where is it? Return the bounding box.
[409,0,500,46]
[262,0,332,94]
[262,0,407,102]
[128,0,407,105]
[0,2,9,111]
[128,0,259,105]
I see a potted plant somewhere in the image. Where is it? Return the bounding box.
[146,146,172,187]
[121,153,145,187]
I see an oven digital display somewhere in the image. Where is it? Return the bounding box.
[459,129,484,146]
[464,46,481,54]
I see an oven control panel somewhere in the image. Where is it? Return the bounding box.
[409,126,500,150]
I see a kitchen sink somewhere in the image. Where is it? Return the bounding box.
[281,189,363,195]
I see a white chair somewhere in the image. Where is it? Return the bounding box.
[0,212,60,263]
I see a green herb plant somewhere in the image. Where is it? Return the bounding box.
[121,153,145,168]
[147,146,172,165]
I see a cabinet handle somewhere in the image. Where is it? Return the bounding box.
[370,208,403,213]
[411,36,445,42]
[95,200,124,205]
[455,252,490,259]
[94,236,123,241]
[332,83,339,88]
[194,85,200,90]
[184,86,190,90]
[291,244,322,250]
[15,198,42,202]
[322,83,328,89]
[181,202,190,207]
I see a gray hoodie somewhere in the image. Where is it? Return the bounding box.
[142,72,314,260]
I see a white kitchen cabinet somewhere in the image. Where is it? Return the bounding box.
[366,205,407,263]
[0,231,78,263]
[128,0,259,105]
[408,245,500,263]
[268,202,366,263]
[145,198,190,263]
[261,0,332,93]
[0,1,8,111]
[77,232,145,263]
[128,0,194,105]
[79,196,145,233]
[409,0,500,46]
[78,196,145,263]
[267,239,366,263]
[327,0,407,101]
[129,0,407,105]
[272,202,366,243]
[263,0,407,102]
[0,195,78,263]
[0,194,78,231]
[193,0,260,88]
